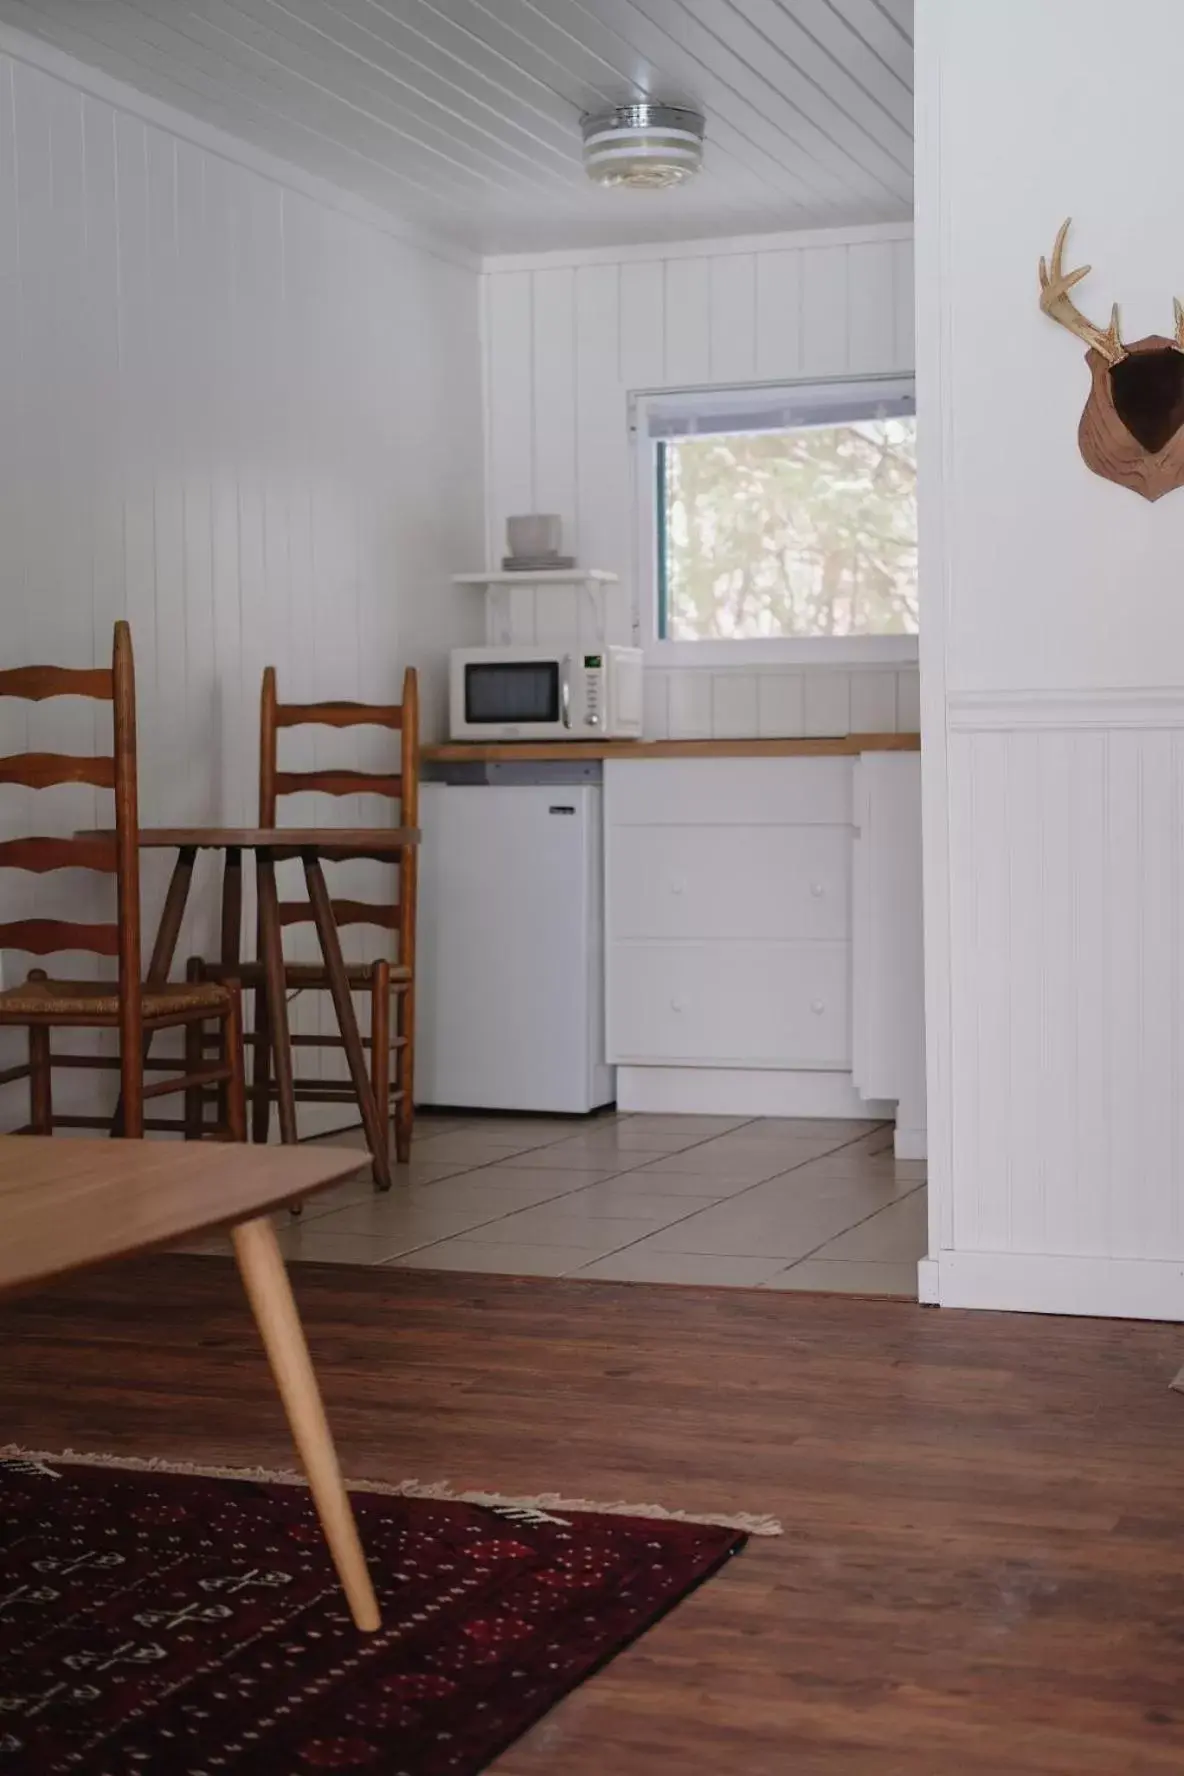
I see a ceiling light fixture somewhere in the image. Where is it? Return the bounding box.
[581,103,705,190]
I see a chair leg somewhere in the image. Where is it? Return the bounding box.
[395,981,415,1167]
[28,1023,52,1135]
[183,1021,204,1139]
[231,1215,380,1633]
[370,960,390,1187]
[187,953,231,1132]
[223,981,247,1143]
[184,960,204,1141]
[251,978,272,1145]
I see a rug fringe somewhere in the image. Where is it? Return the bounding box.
[0,1445,782,1537]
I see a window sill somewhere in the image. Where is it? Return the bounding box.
[644,636,919,670]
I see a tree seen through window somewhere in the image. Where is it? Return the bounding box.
[659,417,917,641]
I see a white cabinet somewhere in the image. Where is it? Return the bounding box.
[610,825,850,943]
[605,754,925,1149]
[610,940,851,1067]
[606,759,855,1074]
[606,757,851,826]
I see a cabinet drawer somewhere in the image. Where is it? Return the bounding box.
[605,758,852,827]
[609,825,850,941]
[608,940,851,1068]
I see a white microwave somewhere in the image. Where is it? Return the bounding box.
[449,646,644,742]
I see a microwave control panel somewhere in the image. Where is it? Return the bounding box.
[582,654,602,728]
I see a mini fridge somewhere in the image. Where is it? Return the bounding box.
[416,783,615,1114]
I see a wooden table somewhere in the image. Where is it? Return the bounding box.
[0,1134,381,1631]
[84,828,419,1190]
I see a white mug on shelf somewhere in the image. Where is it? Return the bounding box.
[506,514,562,558]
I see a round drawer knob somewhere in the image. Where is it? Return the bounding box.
[670,879,686,896]
[670,995,687,1013]
[810,882,825,898]
[810,999,825,1015]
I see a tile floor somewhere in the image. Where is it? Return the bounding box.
[183,1111,927,1295]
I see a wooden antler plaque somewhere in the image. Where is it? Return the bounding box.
[1039,218,1184,501]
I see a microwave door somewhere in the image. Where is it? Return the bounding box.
[464,660,562,728]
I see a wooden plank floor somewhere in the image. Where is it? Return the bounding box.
[3,1255,1184,1774]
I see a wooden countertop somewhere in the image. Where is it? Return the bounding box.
[422,733,921,763]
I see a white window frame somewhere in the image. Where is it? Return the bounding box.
[631,375,919,668]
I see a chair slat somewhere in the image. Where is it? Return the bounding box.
[275,700,403,730]
[0,665,114,702]
[0,753,116,790]
[0,918,121,956]
[143,1064,229,1102]
[278,899,397,931]
[273,769,401,799]
[0,836,118,873]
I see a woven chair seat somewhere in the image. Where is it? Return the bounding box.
[0,977,232,1020]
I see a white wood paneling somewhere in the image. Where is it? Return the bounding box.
[917,0,1184,1320]
[804,673,854,737]
[0,38,483,1124]
[0,2,914,253]
[755,251,803,381]
[945,707,1184,1275]
[483,224,917,738]
[485,271,535,548]
[801,245,850,375]
[708,253,757,384]
[667,671,713,740]
[710,674,760,739]
[663,257,712,387]
[618,260,665,390]
[530,267,577,559]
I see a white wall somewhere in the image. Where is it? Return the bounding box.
[917,0,1184,1318]
[0,28,484,1123]
[482,225,919,740]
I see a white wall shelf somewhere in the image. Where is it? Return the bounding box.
[455,572,619,648]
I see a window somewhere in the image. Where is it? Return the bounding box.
[635,378,917,661]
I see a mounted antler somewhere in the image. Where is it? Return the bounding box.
[1039,218,1127,366]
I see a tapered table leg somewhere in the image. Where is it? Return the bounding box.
[219,846,243,971]
[231,1215,380,1633]
[256,850,298,1146]
[303,853,392,1190]
[146,846,199,987]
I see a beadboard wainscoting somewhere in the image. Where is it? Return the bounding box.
[0,29,484,1128]
[482,225,917,739]
[935,691,1184,1320]
[643,663,921,742]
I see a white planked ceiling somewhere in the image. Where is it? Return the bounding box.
[0,0,914,254]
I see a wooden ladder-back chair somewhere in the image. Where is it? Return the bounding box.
[204,667,419,1174]
[0,621,246,1139]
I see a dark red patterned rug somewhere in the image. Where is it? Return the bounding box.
[0,1453,748,1774]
